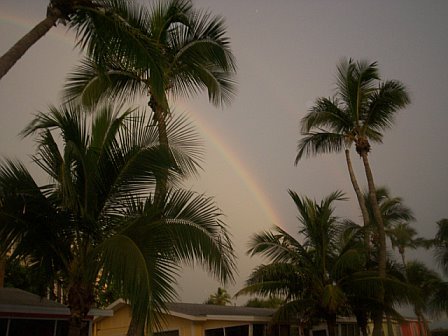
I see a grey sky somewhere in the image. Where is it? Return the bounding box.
[1,0,447,320]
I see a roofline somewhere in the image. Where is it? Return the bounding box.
[101,301,273,323]
[0,304,112,318]
[164,310,272,322]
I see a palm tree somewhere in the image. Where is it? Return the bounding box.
[388,223,426,268]
[0,0,165,82]
[238,191,374,336]
[205,287,232,306]
[361,187,416,266]
[296,59,410,336]
[0,102,235,336]
[405,261,443,336]
[434,219,448,273]
[63,0,237,203]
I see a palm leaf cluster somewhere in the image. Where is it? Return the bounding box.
[238,191,386,336]
[238,188,445,336]
[0,103,235,334]
[296,60,409,162]
[64,0,237,110]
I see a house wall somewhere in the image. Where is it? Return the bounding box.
[94,305,269,336]
[156,314,199,336]
[94,305,132,336]
[157,314,264,336]
[309,319,426,336]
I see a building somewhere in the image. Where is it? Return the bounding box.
[310,317,428,336]
[94,300,428,336]
[0,287,112,336]
[93,301,290,336]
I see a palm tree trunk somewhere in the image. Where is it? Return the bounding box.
[127,318,144,336]
[0,256,5,288]
[127,95,171,336]
[67,281,95,336]
[353,309,369,336]
[372,309,384,336]
[360,151,385,336]
[415,308,429,336]
[386,313,394,336]
[400,252,406,269]
[150,96,170,206]
[345,149,370,246]
[0,8,61,80]
[326,314,337,336]
[360,152,386,277]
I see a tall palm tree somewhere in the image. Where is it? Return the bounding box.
[296,59,410,336]
[0,0,166,83]
[63,0,237,203]
[238,191,374,336]
[0,102,235,336]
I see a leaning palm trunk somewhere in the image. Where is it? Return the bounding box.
[360,151,386,336]
[0,8,61,80]
[345,149,370,246]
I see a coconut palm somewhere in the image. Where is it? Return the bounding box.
[63,0,237,203]
[0,0,166,85]
[238,191,378,336]
[405,261,443,336]
[434,219,448,274]
[361,187,416,266]
[204,287,232,306]
[388,223,427,268]
[0,102,235,336]
[296,59,410,336]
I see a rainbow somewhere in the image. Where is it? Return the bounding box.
[0,8,283,228]
[186,111,283,227]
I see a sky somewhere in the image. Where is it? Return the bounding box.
[1,0,448,321]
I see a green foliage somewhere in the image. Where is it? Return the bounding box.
[245,297,283,308]
[205,287,232,306]
[434,219,448,274]
[64,0,237,110]
[0,101,235,333]
[5,258,49,297]
[239,192,367,331]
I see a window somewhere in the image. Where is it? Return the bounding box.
[339,323,359,336]
[226,325,249,336]
[8,319,54,336]
[0,318,70,336]
[253,324,267,336]
[0,319,8,336]
[206,325,252,336]
[312,329,327,336]
[206,328,225,336]
[155,330,180,336]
